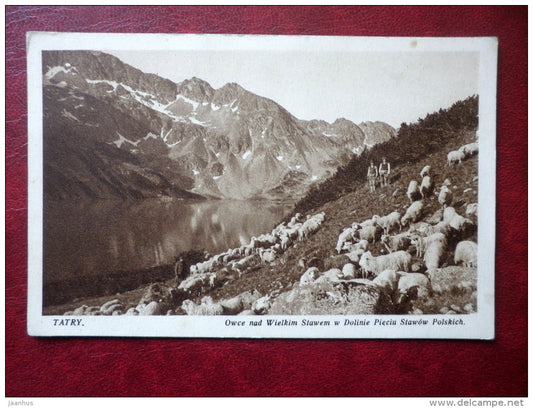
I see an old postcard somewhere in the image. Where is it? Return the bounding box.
[27,32,497,338]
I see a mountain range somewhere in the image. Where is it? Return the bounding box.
[42,50,397,201]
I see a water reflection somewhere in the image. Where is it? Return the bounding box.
[43,198,294,285]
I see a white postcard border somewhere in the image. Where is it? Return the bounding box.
[27,33,497,339]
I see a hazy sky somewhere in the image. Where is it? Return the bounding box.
[109,49,479,129]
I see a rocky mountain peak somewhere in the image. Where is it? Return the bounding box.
[212,82,247,106]
[358,121,398,146]
[176,77,215,102]
[42,50,397,201]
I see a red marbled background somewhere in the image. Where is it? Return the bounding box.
[5,6,527,397]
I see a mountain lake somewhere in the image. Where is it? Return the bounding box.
[43,198,294,303]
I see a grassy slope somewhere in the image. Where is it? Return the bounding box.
[44,96,479,315]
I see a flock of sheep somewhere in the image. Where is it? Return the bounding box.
[64,140,479,316]
[321,141,479,312]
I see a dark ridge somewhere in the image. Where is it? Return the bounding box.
[289,95,479,218]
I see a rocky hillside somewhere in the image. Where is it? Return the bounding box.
[47,112,480,316]
[43,50,396,200]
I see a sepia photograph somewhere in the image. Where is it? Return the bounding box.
[27,33,497,338]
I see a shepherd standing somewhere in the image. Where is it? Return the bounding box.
[367,161,378,192]
[379,157,391,187]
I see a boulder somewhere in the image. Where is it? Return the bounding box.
[237,290,262,310]
[139,282,175,306]
[252,295,272,315]
[300,267,320,285]
[125,307,139,316]
[237,309,256,316]
[137,301,164,315]
[71,305,89,316]
[341,263,356,279]
[268,279,394,315]
[428,266,476,294]
[100,299,123,315]
[315,268,342,284]
[219,296,244,315]
[181,297,223,316]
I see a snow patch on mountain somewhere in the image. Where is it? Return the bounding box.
[113,132,140,148]
[45,64,79,79]
[143,132,158,141]
[86,78,119,90]
[61,109,80,122]
[190,117,208,126]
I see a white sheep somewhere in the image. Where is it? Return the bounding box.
[424,238,447,272]
[465,203,478,218]
[280,224,301,241]
[420,165,432,178]
[343,240,369,263]
[407,180,420,203]
[447,149,465,166]
[259,248,276,264]
[251,233,277,249]
[354,218,377,229]
[419,176,433,199]
[438,185,453,209]
[408,221,432,236]
[459,142,479,158]
[297,212,325,241]
[272,222,287,237]
[412,232,447,258]
[397,272,431,301]
[288,213,304,227]
[381,232,411,253]
[442,206,459,224]
[454,240,478,267]
[230,254,258,272]
[401,200,424,227]
[357,224,383,243]
[190,258,217,275]
[373,211,402,235]
[359,250,412,278]
[336,227,357,254]
[178,273,215,294]
[429,221,452,238]
[279,234,291,251]
[443,207,475,236]
[345,239,369,253]
[372,269,401,297]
